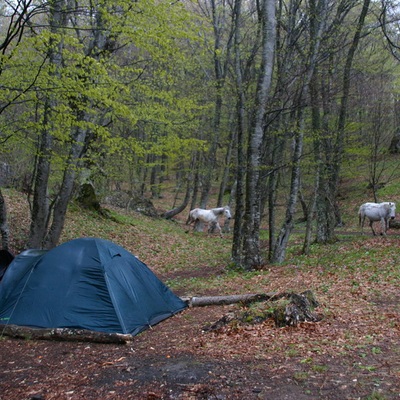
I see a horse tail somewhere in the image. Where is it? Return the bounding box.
[186,211,193,225]
[186,209,197,225]
[358,205,364,227]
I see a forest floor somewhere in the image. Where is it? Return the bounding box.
[1,242,399,400]
[0,191,399,400]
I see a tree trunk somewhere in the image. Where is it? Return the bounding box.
[232,0,246,264]
[199,0,230,209]
[217,116,236,207]
[315,0,371,243]
[44,124,88,249]
[162,177,192,219]
[28,0,66,249]
[271,0,328,261]
[270,125,303,263]
[331,0,371,224]
[302,174,318,255]
[31,3,119,249]
[29,120,52,248]
[240,0,277,270]
[1,291,320,342]
[0,189,9,250]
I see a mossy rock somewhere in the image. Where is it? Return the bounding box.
[76,183,100,211]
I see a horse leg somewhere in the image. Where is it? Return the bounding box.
[187,216,201,233]
[185,216,194,233]
[193,219,207,233]
[208,220,218,234]
[215,222,223,237]
[206,221,223,237]
[381,217,387,236]
[369,220,377,236]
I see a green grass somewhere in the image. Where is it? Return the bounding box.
[60,202,400,301]
[5,187,400,299]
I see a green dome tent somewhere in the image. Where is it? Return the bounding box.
[0,238,187,335]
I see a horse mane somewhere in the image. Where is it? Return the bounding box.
[211,206,229,214]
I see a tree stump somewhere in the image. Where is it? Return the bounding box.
[273,290,320,327]
[202,290,322,331]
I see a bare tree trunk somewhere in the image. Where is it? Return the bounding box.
[33,3,120,249]
[44,123,87,249]
[331,0,371,221]
[182,293,275,307]
[217,115,236,207]
[239,0,276,270]
[0,189,9,250]
[28,0,66,249]
[199,0,231,209]
[315,0,371,244]
[162,175,192,219]
[150,156,162,199]
[270,0,328,262]
[270,124,303,263]
[302,174,318,255]
[232,0,246,264]
[186,152,207,232]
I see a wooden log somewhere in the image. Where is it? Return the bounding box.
[0,324,133,344]
[181,293,277,307]
[273,291,320,327]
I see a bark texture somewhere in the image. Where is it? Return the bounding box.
[0,325,132,344]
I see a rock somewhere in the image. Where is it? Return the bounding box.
[104,191,158,217]
[76,183,100,211]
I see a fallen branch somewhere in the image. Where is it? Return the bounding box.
[0,324,133,344]
[181,293,277,307]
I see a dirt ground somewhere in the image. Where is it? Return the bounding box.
[1,202,399,399]
[1,296,399,400]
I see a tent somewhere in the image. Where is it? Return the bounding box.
[0,249,14,281]
[0,238,187,335]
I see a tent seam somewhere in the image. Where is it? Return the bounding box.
[104,271,128,334]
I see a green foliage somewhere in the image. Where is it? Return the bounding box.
[364,393,387,400]
[0,0,210,197]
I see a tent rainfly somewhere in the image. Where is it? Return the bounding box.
[0,238,187,335]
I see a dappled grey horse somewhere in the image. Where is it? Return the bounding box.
[187,206,232,237]
[358,202,396,236]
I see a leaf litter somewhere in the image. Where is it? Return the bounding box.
[0,190,399,399]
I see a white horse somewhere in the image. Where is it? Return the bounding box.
[187,206,232,237]
[358,202,396,236]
